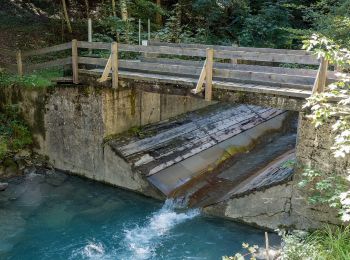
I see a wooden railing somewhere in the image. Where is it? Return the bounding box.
[0,40,336,101]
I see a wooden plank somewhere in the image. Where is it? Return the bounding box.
[22,42,72,58]
[214,81,311,98]
[72,39,79,84]
[25,57,72,72]
[51,77,73,83]
[148,40,311,56]
[118,60,202,76]
[111,42,119,89]
[0,62,17,72]
[98,55,112,82]
[118,44,207,57]
[214,67,316,85]
[205,48,214,101]
[78,56,108,66]
[312,57,328,94]
[77,41,111,50]
[214,50,318,65]
[192,60,207,94]
[16,50,23,76]
[0,48,16,57]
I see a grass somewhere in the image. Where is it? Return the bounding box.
[281,226,350,260]
[309,226,350,260]
[0,68,63,88]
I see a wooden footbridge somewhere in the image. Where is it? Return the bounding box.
[0,39,339,102]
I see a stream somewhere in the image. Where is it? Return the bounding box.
[0,170,280,260]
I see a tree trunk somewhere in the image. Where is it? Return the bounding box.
[120,0,128,21]
[156,0,162,25]
[61,0,72,33]
[111,0,116,16]
[84,0,90,18]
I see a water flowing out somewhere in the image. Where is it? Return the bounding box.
[0,171,279,259]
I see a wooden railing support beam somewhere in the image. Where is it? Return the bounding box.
[205,48,214,101]
[16,50,23,76]
[111,42,119,89]
[312,57,328,94]
[72,39,79,84]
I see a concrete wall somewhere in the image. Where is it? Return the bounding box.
[204,113,349,230]
[0,85,209,198]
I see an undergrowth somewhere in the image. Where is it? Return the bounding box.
[0,105,32,161]
[0,68,62,88]
[280,226,350,260]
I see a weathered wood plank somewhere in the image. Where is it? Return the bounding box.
[77,41,111,50]
[0,62,17,72]
[25,57,72,72]
[192,61,206,94]
[214,50,318,65]
[111,104,287,177]
[205,48,214,101]
[118,44,207,57]
[148,40,312,56]
[118,60,202,76]
[97,56,112,82]
[0,48,16,57]
[22,42,72,57]
[214,82,311,98]
[214,67,316,85]
[312,57,328,94]
[72,40,79,84]
[78,56,108,66]
[111,42,118,89]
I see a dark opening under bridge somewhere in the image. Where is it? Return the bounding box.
[0,39,340,105]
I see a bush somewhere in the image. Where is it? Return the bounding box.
[0,105,32,161]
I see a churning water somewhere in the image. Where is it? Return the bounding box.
[0,171,279,260]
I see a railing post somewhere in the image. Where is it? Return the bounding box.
[312,57,328,94]
[72,39,79,84]
[111,42,119,89]
[205,48,214,101]
[16,50,23,76]
[88,18,93,55]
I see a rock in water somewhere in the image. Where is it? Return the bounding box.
[0,182,9,191]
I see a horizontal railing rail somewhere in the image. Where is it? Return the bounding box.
[148,40,312,56]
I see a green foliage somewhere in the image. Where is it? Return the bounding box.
[280,226,350,260]
[302,34,350,222]
[0,69,62,88]
[0,105,32,161]
[238,2,292,48]
[299,167,348,208]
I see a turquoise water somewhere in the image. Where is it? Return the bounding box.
[0,171,279,260]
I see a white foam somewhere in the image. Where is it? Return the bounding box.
[70,241,107,260]
[122,199,200,260]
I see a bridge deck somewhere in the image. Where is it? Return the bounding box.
[80,68,313,99]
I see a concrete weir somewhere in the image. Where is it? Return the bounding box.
[2,84,348,230]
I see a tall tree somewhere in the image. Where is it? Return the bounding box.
[61,0,72,33]
[156,0,162,25]
[111,0,116,16]
[120,0,128,21]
